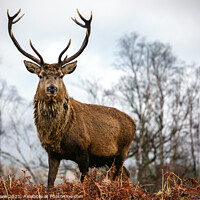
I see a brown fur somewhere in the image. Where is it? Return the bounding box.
[26,62,136,186]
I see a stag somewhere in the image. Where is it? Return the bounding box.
[7,9,136,186]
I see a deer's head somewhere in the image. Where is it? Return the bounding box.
[7,9,92,101]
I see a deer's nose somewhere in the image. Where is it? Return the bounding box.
[47,84,58,94]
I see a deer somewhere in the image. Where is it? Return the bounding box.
[7,9,136,187]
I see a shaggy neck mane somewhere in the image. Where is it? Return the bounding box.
[33,94,75,152]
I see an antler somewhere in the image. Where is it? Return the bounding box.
[7,9,44,65]
[58,9,92,66]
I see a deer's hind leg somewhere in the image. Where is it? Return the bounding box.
[122,166,130,180]
[111,152,127,180]
[110,146,132,181]
[76,149,89,182]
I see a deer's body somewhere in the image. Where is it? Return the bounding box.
[8,9,136,186]
[35,97,135,157]
[35,96,135,185]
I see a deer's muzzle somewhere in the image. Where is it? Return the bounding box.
[46,84,58,96]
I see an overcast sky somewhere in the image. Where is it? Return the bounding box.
[1,0,200,102]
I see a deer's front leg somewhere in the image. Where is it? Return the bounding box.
[48,154,60,187]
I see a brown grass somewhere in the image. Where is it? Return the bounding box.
[0,169,200,199]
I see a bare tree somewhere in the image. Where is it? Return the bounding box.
[0,79,42,182]
[114,33,200,186]
[80,33,200,189]
[185,66,200,177]
[79,78,115,106]
[0,80,24,174]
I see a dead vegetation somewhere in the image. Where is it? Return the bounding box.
[0,168,199,199]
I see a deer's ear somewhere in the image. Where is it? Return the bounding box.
[62,61,77,75]
[24,60,41,75]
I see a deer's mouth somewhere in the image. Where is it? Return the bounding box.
[46,92,57,97]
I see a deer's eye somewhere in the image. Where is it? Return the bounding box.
[39,75,43,79]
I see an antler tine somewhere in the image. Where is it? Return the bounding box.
[58,39,71,64]
[7,9,25,24]
[76,9,92,26]
[71,17,85,28]
[59,10,92,66]
[7,9,44,65]
[29,40,44,64]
